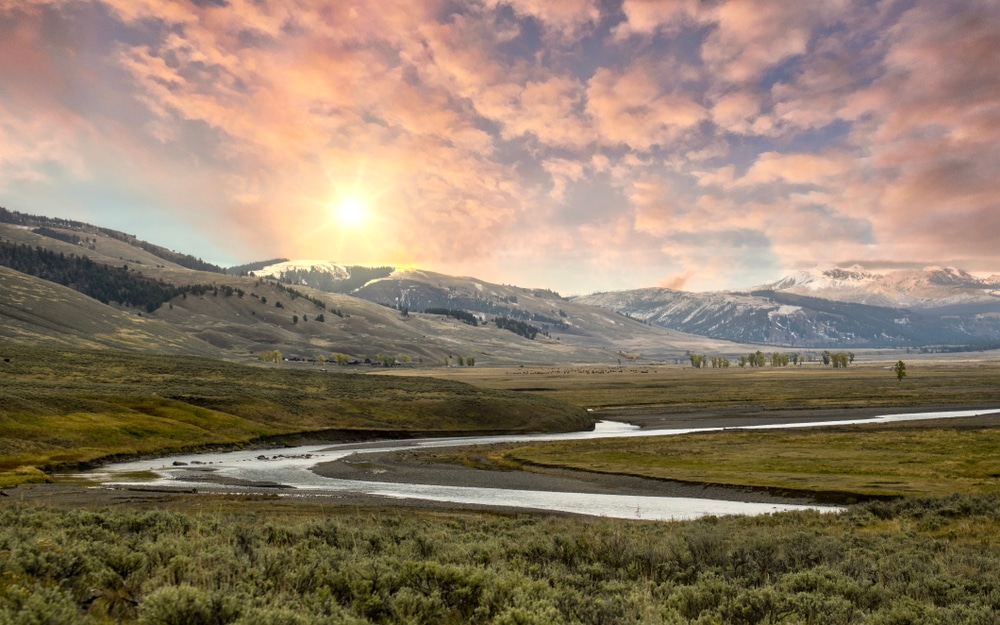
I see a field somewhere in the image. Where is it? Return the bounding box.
[0,345,590,483]
[399,362,998,501]
[437,417,999,502]
[3,350,1000,623]
[384,360,1000,413]
[4,492,1000,623]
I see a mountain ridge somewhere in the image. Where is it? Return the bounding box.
[3,205,998,355]
[0,213,735,364]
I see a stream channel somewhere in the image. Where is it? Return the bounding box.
[88,408,1000,521]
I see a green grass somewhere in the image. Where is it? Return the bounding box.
[4,493,1000,624]
[407,363,1000,412]
[0,345,591,481]
[465,417,1000,500]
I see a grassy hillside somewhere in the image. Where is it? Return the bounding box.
[0,346,592,482]
[0,266,223,355]
[0,221,754,365]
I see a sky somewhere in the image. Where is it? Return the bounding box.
[1,0,998,294]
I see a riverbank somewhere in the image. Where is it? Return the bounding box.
[6,404,998,514]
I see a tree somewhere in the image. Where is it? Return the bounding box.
[466,356,475,367]
[258,350,282,363]
[893,360,907,382]
[831,352,850,368]
[755,351,766,368]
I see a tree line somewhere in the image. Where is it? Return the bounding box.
[0,242,181,312]
[495,316,540,340]
[687,350,859,368]
[0,241,247,312]
[1,205,224,273]
[424,307,479,326]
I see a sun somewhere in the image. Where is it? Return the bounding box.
[335,195,367,228]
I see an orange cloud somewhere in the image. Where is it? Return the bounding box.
[658,271,694,290]
[1,0,997,295]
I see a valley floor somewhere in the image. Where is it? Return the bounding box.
[10,403,998,514]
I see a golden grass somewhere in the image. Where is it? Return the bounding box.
[0,345,590,482]
[392,361,1000,414]
[485,417,1000,499]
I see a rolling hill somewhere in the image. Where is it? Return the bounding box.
[5,206,996,358]
[0,210,734,364]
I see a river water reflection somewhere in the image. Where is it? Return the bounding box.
[91,408,1000,521]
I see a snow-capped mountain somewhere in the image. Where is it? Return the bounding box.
[252,260,352,282]
[575,266,1000,348]
[757,266,1000,309]
[248,261,395,294]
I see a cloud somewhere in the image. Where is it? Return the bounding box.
[658,270,694,290]
[495,0,600,38]
[586,64,705,150]
[701,0,832,84]
[738,151,852,188]
[616,0,700,36]
[0,0,997,294]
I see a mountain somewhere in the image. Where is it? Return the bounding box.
[6,205,995,356]
[758,265,1000,309]
[257,264,742,359]
[575,266,1000,349]
[0,210,733,364]
[246,260,395,294]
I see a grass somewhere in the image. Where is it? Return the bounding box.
[4,493,1000,623]
[395,362,1000,413]
[434,416,1000,501]
[0,345,591,481]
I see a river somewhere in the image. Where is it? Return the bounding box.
[87,408,1000,521]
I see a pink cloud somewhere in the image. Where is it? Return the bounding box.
[701,1,829,84]
[1,0,997,294]
[738,151,852,188]
[495,0,599,37]
[586,64,705,150]
[616,0,700,37]
[658,270,694,290]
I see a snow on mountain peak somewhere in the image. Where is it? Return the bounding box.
[759,265,878,292]
[254,260,351,280]
[759,264,1000,308]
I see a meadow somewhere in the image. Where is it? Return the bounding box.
[3,349,1000,623]
[419,361,1000,502]
[442,416,1000,502]
[3,493,1000,624]
[0,346,589,484]
[390,360,1000,413]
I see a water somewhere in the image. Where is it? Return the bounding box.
[89,408,1000,521]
